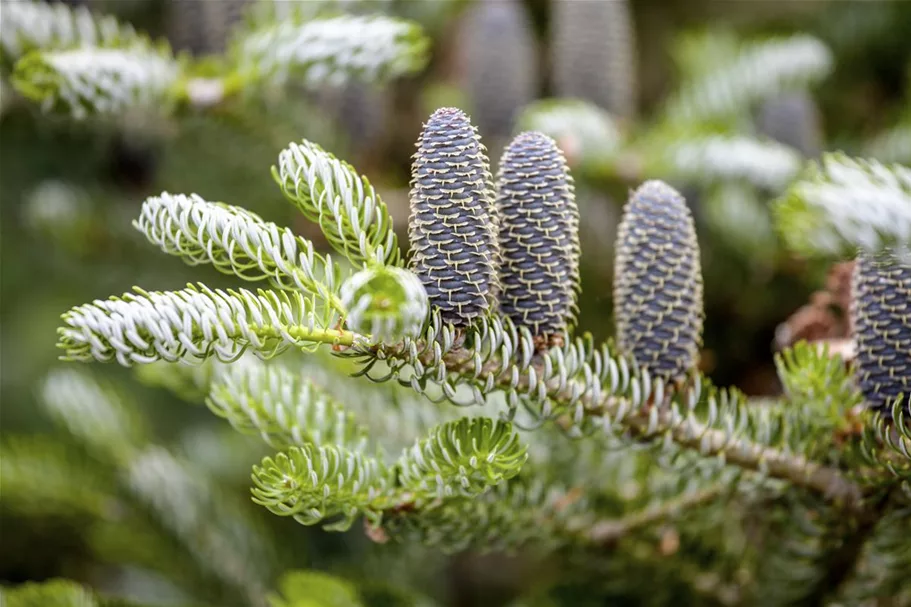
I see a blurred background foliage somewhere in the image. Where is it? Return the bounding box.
[1,0,909,605]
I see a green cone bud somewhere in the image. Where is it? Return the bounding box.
[340,266,429,343]
[614,180,704,381]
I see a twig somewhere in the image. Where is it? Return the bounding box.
[584,485,726,545]
[618,404,865,511]
[384,342,870,512]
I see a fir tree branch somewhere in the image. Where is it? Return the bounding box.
[0,0,141,61]
[620,406,864,508]
[252,442,389,531]
[667,135,803,190]
[207,358,371,453]
[664,34,832,124]
[274,140,402,267]
[834,494,911,602]
[0,436,117,518]
[36,369,276,604]
[0,580,104,607]
[774,153,911,259]
[865,122,911,165]
[233,14,429,89]
[245,0,394,27]
[12,45,180,119]
[125,446,273,603]
[348,314,867,511]
[268,570,366,607]
[40,368,148,462]
[379,477,587,553]
[515,99,622,168]
[584,485,726,545]
[395,417,527,503]
[135,192,346,314]
[57,284,362,366]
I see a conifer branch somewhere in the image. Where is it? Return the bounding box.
[35,368,275,604]
[395,417,527,502]
[57,284,361,366]
[0,437,116,518]
[274,140,402,267]
[865,122,911,165]
[135,192,345,313]
[0,580,106,607]
[665,35,832,124]
[775,153,911,259]
[252,443,389,531]
[41,368,148,461]
[349,314,866,510]
[207,359,370,453]
[834,498,911,602]
[380,477,585,553]
[234,14,429,89]
[619,404,865,509]
[516,99,622,167]
[584,485,726,545]
[125,446,273,603]
[245,0,391,27]
[668,135,803,190]
[12,45,180,119]
[0,0,141,60]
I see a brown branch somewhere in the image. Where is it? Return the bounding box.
[582,485,724,544]
[617,403,865,511]
[584,485,726,545]
[371,339,870,512]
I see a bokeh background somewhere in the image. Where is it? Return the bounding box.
[1,1,910,605]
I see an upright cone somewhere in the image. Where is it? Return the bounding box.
[851,249,910,418]
[551,0,638,119]
[495,132,579,339]
[457,0,538,154]
[614,181,703,381]
[408,108,498,327]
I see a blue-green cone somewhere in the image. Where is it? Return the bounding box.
[756,92,823,158]
[458,0,538,145]
[614,181,703,381]
[551,0,637,119]
[496,132,579,339]
[167,0,250,55]
[851,249,910,419]
[408,107,498,327]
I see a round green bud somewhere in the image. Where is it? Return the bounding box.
[340,266,429,343]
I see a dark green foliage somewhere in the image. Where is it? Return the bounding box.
[613,180,704,381]
[852,249,911,417]
[495,131,579,339]
[408,107,498,327]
